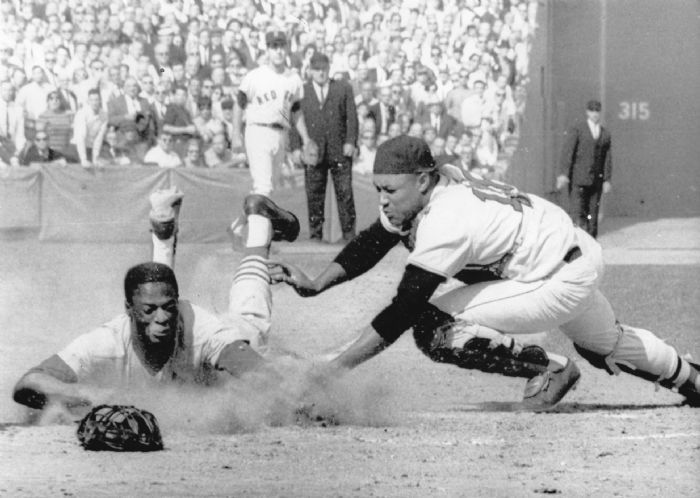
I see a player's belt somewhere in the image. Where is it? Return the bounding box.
[251,122,285,130]
[563,246,582,263]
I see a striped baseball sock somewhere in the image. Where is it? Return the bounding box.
[233,255,270,284]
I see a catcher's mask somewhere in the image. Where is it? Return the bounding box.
[77,404,164,452]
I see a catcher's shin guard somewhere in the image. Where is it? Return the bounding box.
[574,339,700,407]
[412,308,549,379]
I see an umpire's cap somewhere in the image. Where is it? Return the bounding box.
[373,136,436,175]
[586,99,602,111]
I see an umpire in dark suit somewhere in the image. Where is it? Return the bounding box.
[557,99,612,238]
[290,53,359,242]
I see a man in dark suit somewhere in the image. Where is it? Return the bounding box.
[416,95,463,139]
[290,53,359,242]
[107,77,156,138]
[367,85,395,138]
[557,99,612,238]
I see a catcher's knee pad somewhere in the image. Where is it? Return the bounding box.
[412,308,548,378]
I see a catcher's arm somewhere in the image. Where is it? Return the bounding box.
[268,218,402,296]
[13,355,111,410]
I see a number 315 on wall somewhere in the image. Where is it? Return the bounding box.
[618,101,650,120]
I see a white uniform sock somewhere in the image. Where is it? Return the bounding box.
[246,214,272,248]
[152,234,175,268]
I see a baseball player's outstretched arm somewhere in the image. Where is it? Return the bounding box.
[268,260,347,297]
[14,361,112,411]
[328,324,392,371]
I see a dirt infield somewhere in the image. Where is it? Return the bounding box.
[1,218,699,497]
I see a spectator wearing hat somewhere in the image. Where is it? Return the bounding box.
[290,52,359,243]
[557,99,613,238]
[38,90,74,160]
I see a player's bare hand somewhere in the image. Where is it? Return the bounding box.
[602,181,612,194]
[266,260,318,297]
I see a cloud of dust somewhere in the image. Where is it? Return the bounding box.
[32,355,407,434]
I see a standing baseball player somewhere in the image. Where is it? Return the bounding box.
[269,136,700,410]
[233,30,315,196]
[13,187,300,414]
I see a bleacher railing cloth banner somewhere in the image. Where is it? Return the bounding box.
[0,166,379,243]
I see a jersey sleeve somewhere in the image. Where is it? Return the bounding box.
[56,327,123,381]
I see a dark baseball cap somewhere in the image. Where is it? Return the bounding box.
[373,136,436,175]
[266,30,287,47]
[586,99,602,111]
[309,52,330,69]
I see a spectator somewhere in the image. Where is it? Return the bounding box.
[121,119,150,164]
[416,95,462,139]
[460,77,489,129]
[407,121,424,138]
[16,65,54,124]
[143,131,182,168]
[94,123,130,167]
[192,96,222,145]
[353,129,377,176]
[368,85,396,138]
[0,81,26,166]
[38,90,74,160]
[183,138,205,168]
[107,77,155,137]
[204,132,245,169]
[162,85,196,157]
[18,127,65,166]
[73,89,108,167]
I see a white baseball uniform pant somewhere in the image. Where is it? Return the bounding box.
[431,228,681,382]
[152,237,272,350]
[245,124,287,197]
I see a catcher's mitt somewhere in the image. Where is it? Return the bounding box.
[76,404,164,452]
[302,139,320,165]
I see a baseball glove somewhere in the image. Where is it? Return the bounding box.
[76,404,164,452]
[302,139,320,165]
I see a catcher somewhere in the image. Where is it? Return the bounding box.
[13,187,300,415]
[269,136,700,410]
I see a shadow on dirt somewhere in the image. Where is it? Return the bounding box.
[452,401,685,413]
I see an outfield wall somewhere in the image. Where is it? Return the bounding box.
[510,0,700,216]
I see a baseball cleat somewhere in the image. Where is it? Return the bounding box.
[677,358,700,407]
[243,194,300,242]
[149,187,184,240]
[522,359,581,412]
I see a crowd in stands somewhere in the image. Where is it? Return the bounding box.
[0,0,537,180]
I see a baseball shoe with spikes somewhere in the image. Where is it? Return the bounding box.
[522,359,581,412]
[243,194,300,242]
[149,187,184,240]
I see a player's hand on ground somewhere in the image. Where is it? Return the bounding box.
[266,260,318,297]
